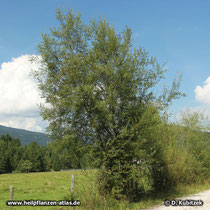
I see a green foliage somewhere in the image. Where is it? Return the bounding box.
[0,133,87,174]
[0,140,8,174]
[19,160,33,173]
[0,135,49,174]
[32,8,186,201]
[0,134,21,173]
[162,111,210,186]
[22,142,46,172]
[48,134,87,170]
[51,153,62,171]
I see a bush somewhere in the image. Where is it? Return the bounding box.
[18,160,33,173]
[162,111,210,186]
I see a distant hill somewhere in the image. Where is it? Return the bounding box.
[0,125,51,146]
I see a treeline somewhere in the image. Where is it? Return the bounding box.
[0,134,93,174]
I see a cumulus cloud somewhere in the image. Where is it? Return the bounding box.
[170,77,210,124]
[190,76,210,119]
[195,77,210,105]
[0,55,47,132]
[173,76,210,123]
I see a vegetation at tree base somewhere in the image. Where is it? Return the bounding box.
[163,111,210,186]
[1,170,210,210]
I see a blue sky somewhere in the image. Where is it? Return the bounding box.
[0,0,209,132]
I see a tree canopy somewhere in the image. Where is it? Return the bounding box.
[34,9,184,142]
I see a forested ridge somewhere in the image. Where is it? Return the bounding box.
[0,125,50,146]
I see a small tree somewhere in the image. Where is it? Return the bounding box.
[33,9,185,200]
[20,160,33,173]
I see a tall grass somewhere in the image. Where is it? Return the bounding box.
[162,111,210,187]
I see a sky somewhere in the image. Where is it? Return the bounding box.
[0,0,209,133]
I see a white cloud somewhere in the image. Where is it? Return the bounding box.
[170,77,210,124]
[195,77,210,105]
[176,77,210,119]
[0,55,48,132]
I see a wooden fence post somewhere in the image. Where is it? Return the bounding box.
[71,174,74,193]
[10,186,14,200]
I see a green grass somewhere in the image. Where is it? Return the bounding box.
[0,170,210,210]
[0,170,85,210]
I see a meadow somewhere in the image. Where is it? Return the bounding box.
[1,170,210,210]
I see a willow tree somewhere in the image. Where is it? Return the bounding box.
[33,9,185,200]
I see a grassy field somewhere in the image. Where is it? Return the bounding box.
[0,170,210,210]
